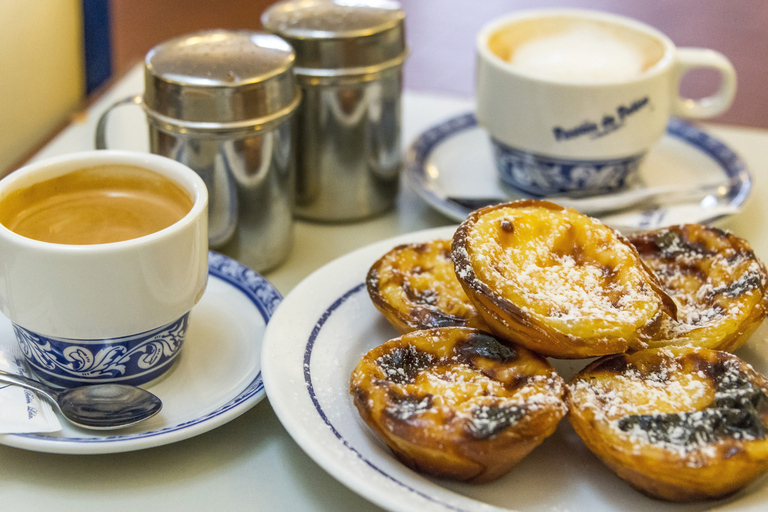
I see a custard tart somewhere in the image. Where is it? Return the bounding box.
[367,239,487,333]
[452,200,675,359]
[350,327,567,483]
[628,224,768,352]
[568,346,768,501]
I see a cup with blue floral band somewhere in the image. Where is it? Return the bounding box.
[0,151,208,388]
[475,9,736,196]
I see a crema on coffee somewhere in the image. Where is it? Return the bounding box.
[487,17,666,83]
[0,165,193,245]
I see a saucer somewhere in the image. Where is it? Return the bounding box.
[262,225,768,512]
[0,251,281,454]
[405,113,751,231]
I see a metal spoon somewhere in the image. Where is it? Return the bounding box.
[0,369,163,430]
[447,181,734,216]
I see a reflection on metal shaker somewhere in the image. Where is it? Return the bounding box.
[263,0,407,222]
[96,30,301,272]
[151,123,295,272]
[295,78,402,221]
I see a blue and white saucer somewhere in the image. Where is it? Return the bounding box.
[0,252,281,454]
[405,113,751,231]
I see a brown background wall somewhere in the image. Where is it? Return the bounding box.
[108,0,768,129]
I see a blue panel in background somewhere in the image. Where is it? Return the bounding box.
[82,0,112,94]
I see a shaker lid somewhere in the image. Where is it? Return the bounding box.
[144,30,300,126]
[261,0,406,77]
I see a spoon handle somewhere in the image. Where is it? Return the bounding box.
[447,181,732,216]
[0,369,58,404]
[548,181,730,214]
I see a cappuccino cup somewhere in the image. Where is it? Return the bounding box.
[0,151,208,388]
[475,9,737,196]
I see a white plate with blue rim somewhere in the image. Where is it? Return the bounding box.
[262,225,768,512]
[0,251,280,454]
[405,113,751,232]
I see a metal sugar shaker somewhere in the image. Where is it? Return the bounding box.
[96,30,301,273]
[262,0,407,222]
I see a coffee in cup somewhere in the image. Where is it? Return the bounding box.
[475,10,737,196]
[488,17,666,83]
[0,151,208,388]
[0,165,193,245]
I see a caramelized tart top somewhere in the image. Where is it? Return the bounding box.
[351,327,566,440]
[629,224,768,351]
[367,239,486,332]
[453,201,670,343]
[570,347,768,457]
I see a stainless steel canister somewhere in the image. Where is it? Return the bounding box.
[262,0,407,222]
[96,30,301,273]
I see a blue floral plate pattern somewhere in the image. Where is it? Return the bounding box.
[0,251,280,454]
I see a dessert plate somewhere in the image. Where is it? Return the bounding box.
[0,251,281,454]
[262,226,768,512]
[405,113,751,231]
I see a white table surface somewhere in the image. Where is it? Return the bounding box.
[5,64,768,511]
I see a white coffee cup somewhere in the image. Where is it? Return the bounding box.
[0,151,208,387]
[475,9,737,196]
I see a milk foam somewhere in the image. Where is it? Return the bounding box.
[509,27,645,82]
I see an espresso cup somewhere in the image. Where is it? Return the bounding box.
[475,9,737,196]
[0,151,208,388]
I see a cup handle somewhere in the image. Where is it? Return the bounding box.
[671,48,737,119]
[94,94,143,149]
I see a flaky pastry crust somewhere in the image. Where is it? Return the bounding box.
[452,200,674,358]
[350,327,566,482]
[629,224,768,352]
[568,347,768,501]
[367,239,487,333]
